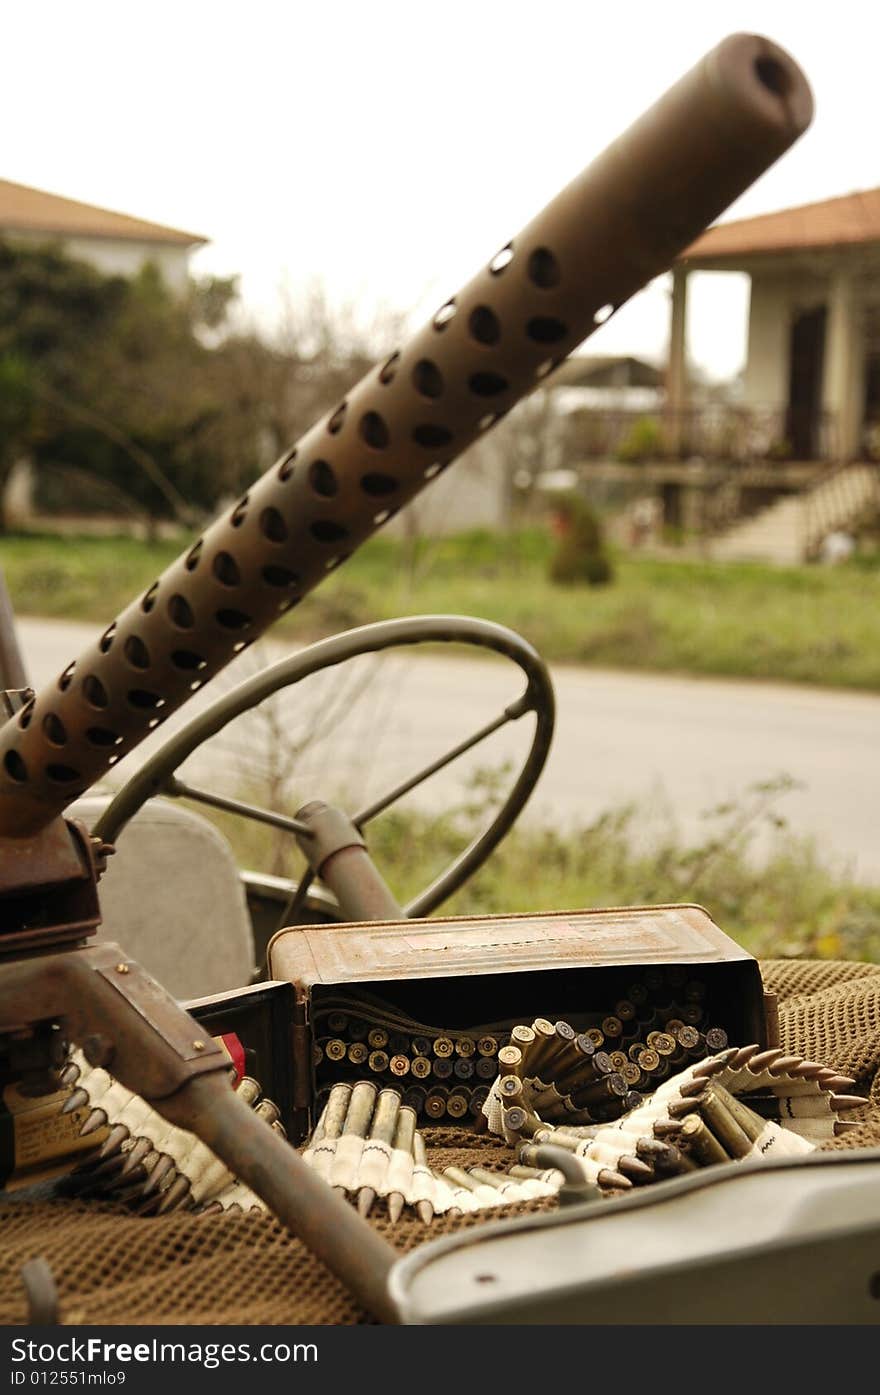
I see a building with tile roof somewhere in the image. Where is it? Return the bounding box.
[0,178,207,293]
[669,188,880,463]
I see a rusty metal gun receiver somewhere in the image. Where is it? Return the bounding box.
[0,35,812,1324]
[0,34,811,840]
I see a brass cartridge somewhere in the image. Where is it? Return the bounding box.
[525,1019,558,1077]
[680,1112,730,1166]
[446,1093,469,1120]
[424,1090,449,1120]
[700,1089,753,1159]
[314,1083,353,1142]
[342,1081,378,1138]
[401,1086,426,1114]
[710,1083,764,1144]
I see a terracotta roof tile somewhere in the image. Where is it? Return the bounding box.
[0,178,206,247]
[681,188,880,263]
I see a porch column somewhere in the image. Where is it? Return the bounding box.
[666,265,689,454]
[823,266,861,461]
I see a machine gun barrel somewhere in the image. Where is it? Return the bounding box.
[0,33,812,837]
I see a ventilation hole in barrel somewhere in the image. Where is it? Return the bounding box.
[83,675,109,709]
[213,552,241,587]
[260,507,288,543]
[754,55,790,96]
[489,243,513,275]
[232,640,252,655]
[4,750,27,783]
[108,754,120,765]
[189,680,203,692]
[216,608,252,631]
[168,594,195,630]
[99,623,116,654]
[327,402,347,434]
[17,701,34,730]
[58,663,76,692]
[594,303,614,325]
[413,423,453,449]
[124,636,150,670]
[310,519,350,543]
[378,351,400,384]
[527,315,567,344]
[47,763,80,783]
[86,727,121,748]
[230,495,249,527]
[148,717,163,730]
[373,508,394,525]
[527,247,560,288]
[171,650,207,672]
[128,689,162,710]
[424,461,443,479]
[309,460,338,497]
[469,305,501,345]
[262,564,299,588]
[479,413,499,431]
[185,539,203,571]
[469,371,508,397]
[359,412,390,449]
[42,714,67,746]
[433,300,457,331]
[278,450,296,482]
[361,472,398,496]
[141,582,159,614]
[535,357,557,379]
[413,359,444,398]
[278,596,301,613]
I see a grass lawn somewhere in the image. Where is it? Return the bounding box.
[3,526,880,689]
[207,776,880,965]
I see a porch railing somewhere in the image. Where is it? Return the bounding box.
[569,403,837,465]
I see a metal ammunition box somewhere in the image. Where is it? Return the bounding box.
[184,980,298,1135]
[267,904,774,1143]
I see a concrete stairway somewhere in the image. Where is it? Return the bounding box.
[709,463,880,565]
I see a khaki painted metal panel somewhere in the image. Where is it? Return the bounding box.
[269,903,752,988]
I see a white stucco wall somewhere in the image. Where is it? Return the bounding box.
[742,275,795,408]
[4,229,193,293]
[388,443,507,537]
[742,266,876,459]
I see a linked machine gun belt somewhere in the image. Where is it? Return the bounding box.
[0,34,831,1326]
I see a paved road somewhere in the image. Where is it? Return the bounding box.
[14,616,880,882]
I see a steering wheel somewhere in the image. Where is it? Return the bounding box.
[92,614,555,920]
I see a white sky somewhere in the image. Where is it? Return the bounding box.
[5,2,880,380]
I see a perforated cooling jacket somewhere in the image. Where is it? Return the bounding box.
[0,34,811,835]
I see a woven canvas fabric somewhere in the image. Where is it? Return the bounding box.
[2,957,880,1326]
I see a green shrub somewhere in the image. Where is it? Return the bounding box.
[548,491,614,587]
[615,416,667,463]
